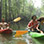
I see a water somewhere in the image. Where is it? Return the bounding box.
[0,33,33,44]
[32,38,44,44]
[0,31,44,44]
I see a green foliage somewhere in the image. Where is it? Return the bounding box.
[1,0,44,30]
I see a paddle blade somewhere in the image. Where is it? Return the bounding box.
[13,17,21,22]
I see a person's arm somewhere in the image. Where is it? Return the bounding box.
[27,20,34,31]
[27,25,31,29]
[27,25,34,31]
[27,21,32,29]
[36,25,43,33]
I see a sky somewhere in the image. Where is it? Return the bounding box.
[27,0,42,8]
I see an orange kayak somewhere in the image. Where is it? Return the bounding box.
[15,30,28,36]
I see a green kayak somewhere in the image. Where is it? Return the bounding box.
[28,32,44,38]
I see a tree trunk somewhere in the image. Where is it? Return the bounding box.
[5,0,7,22]
[8,0,11,22]
[0,0,2,22]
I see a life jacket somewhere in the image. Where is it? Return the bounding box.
[28,20,38,29]
[0,22,7,29]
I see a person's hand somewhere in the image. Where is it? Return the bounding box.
[27,27,31,29]
[40,31,43,34]
[36,27,40,31]
[38,30,43,33]
[36,27,43,33]
[32,28,34,31]
[37,29,43,33]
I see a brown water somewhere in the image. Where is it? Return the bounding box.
[0,32,44,44]
[0,33,33,44]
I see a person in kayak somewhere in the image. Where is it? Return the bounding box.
[38,17,44,32]
[27,15,43,33]
[0,18,9,30]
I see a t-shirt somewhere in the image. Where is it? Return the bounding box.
[28,20,38,29]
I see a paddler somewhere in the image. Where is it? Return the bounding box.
[27,15,43,33]
[0,18,9,29]
[38,17,44,33]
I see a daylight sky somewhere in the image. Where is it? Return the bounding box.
[27,0,42,8]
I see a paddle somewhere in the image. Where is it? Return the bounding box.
[9,17,21,24]
[26,22,44,34]
[5,17,21,30]
[26,23,39,31]
[13,17,43,33]
[13,17,21,22]
[14,22,43,37]
[15,23,39,36]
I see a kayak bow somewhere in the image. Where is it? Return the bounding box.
[0,29,12,34]
[28,32,44,38]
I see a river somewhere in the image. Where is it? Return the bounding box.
[0,31,44,44]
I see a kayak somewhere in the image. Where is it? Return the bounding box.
[14,30,44,38]
[15,30,28,35]
[28,32,44,38]
[15,30,28,37]
[0,29,12,34]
